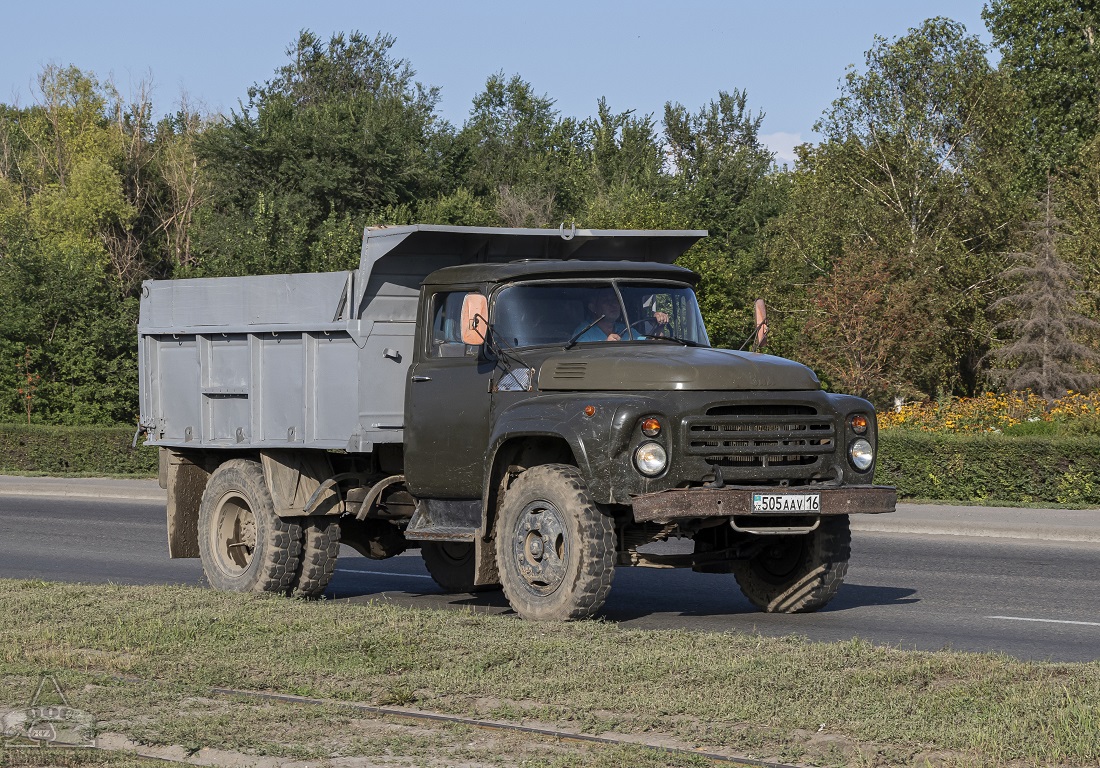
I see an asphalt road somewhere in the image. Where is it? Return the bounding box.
[1,492,1098,662]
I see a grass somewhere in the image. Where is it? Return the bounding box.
[0,470,155,478]
[0,581,1097,767]
[0,750,169,768]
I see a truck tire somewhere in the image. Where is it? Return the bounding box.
[198,459,303,594]
[732,515,851,613]
[494,464,615,621]
[291,518,341,599]
[420,542,498,593]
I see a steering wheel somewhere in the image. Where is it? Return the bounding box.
[627,315,670,338]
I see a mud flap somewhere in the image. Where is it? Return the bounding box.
[166,449,209,558]
[473,537,499,586]
[259,450,341,517]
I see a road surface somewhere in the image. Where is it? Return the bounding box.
[0,489,1097,662]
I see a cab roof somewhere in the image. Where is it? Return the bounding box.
[422,259,699,287]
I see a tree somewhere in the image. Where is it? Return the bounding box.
[988,181,1100,398]
[460,72,588,227]
[1057,135,1100,321]
[148,105,208,271]
[0,65,181,424]
[662,91,785,347]
[799,244,948,402]
[194,31,451,275]
[766,19,1029,400]
[984,0,1100,174]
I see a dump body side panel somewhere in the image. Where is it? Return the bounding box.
[139,271,413,451]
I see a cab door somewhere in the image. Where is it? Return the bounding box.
[403,288,494,498]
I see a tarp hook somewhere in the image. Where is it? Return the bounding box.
[559,221,576,241]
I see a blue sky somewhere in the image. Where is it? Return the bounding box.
[3,1,992,164]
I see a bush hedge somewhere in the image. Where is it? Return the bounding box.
[2,424,1099,505]
[876,431,1100,505]
[0,423,157,476]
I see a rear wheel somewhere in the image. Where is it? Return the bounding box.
[495,464,614,621]
[198,459,302,594]
[732,515,851,613]
[292,518,341,598]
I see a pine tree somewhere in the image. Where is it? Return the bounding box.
[989,180,1100,398]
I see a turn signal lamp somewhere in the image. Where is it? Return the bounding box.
[641,417,662,437]
[850,414,869,434]
[583,405,596,417]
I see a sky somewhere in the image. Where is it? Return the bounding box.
[2,1,994,165]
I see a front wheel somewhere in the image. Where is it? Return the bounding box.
[495,464,615,621]
[732,515,851,613]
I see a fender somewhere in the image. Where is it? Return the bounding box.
[470,392,674,587]
[482,392,670,509]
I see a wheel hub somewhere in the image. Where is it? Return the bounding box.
[511,500,568,596]
[758,537,804,580]
[213,493,257,575]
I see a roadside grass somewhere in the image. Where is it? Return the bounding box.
[1,580,1098,767]
[0,750,168,768]
[0,471,156,480]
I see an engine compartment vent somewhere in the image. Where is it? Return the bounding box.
[549,362,588,381]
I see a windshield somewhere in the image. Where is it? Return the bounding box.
[492,281,710,348]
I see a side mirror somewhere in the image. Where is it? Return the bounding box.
[460,293,488,345]
[753,299,768,350]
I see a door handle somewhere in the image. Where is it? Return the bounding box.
[411,375,432,382]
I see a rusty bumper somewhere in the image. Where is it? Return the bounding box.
[630,485,897,523]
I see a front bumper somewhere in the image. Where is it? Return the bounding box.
[630,485,897,523]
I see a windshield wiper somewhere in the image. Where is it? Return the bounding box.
[563,315,605,350]
[645,334,702,347]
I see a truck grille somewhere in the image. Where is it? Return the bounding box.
[682,404,834,470]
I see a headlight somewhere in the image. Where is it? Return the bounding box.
[849,438,874,471]
[634,442,668,476]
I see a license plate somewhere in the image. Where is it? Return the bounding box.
[752,493,821,513]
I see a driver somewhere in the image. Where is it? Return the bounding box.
[572,288,671,342]
[573,288,626,342]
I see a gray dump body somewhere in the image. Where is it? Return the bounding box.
[138,225,705,453]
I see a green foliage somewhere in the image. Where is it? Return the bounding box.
[766,19,1029,403]
[462,72,561,203]
[5,17,1100,426]
[663,91,784,347]
[876,431,1100,503]
[0,65,177,426]
[1058,135,1100,323]
[1002,416,1100,435]
[6,420,1100,507]
[193,31,451,275]
[0,424,157,475]
[0,250,138,425]
[984,0,1100,174]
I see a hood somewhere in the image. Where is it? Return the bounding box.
[535,345,820,391]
